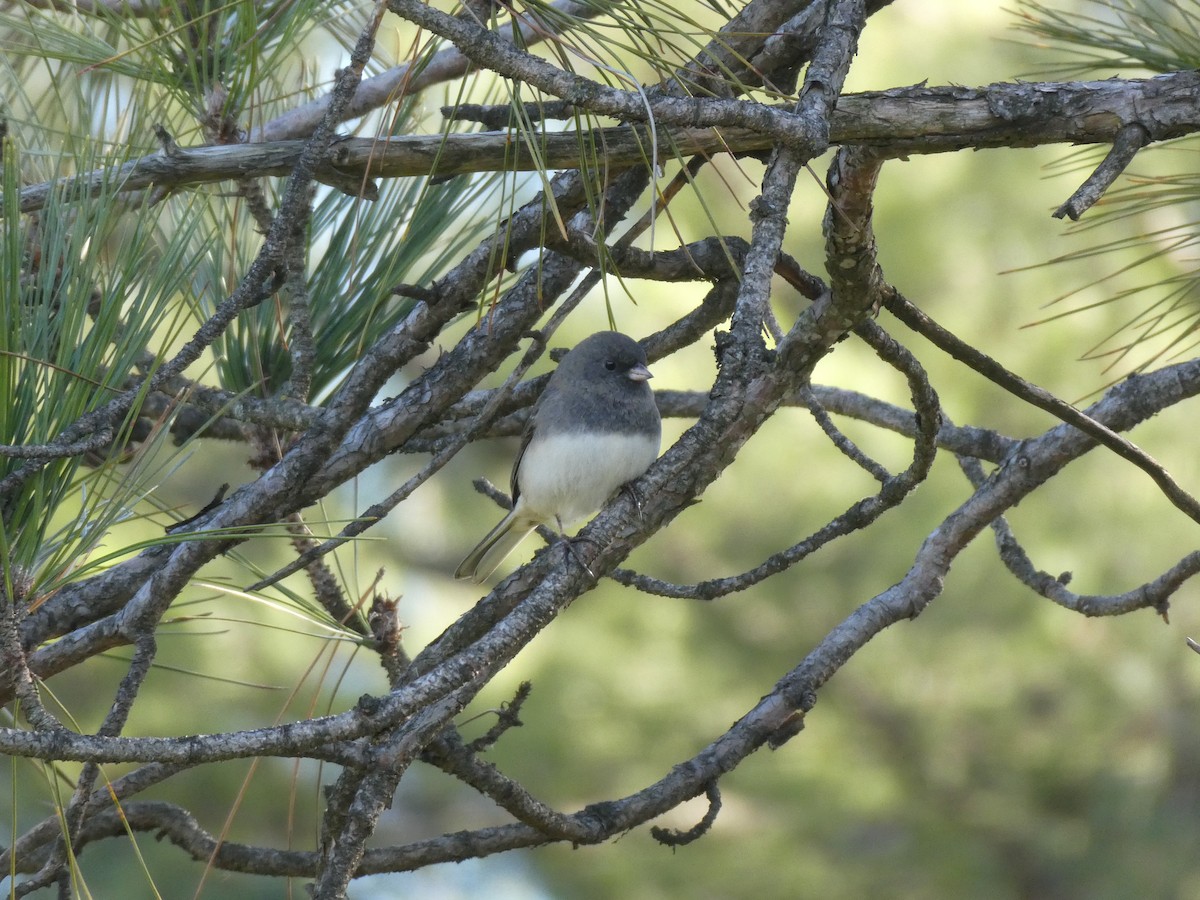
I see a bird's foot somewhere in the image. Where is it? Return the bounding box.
[560,535,598,580]
[619,482,647,523]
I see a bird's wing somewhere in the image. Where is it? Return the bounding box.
[509,397,544,504]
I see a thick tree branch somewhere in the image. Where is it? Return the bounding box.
[15,73,1200,215]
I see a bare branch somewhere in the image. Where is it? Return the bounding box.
[884,290,1200,525]
[0,427,113,460]
[650,782,722,847]
[957,450,1200,618]
[17,74,1200,215]
[256,0,606,141]
[423,725,594,842]
[801,383,893,482]
[1054,121,1150,220]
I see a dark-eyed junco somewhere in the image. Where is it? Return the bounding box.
[455,331,662,582]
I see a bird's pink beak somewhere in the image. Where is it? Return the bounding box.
[628,364,653,382]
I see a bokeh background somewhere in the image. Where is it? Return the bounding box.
[8,2,1200,898]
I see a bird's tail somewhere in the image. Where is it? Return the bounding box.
[454,510,537,583]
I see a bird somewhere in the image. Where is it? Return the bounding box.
[455,331,662,583]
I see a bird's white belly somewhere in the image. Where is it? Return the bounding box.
[517,431,659,524]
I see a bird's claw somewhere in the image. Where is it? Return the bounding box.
[562,535,598,579]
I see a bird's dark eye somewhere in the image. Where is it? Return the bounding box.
[604,360,617,371]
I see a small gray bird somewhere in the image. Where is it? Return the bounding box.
[455,331,662,583]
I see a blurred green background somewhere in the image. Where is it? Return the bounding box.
[9,2,1200,899]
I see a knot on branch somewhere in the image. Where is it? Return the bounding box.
[355,693,384,716]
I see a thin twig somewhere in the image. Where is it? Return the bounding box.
[957,452,1199,618]
[650,781,722,847]
[884,289,1200,525]
[801,384,892,483]
[1053,121,1149,220]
